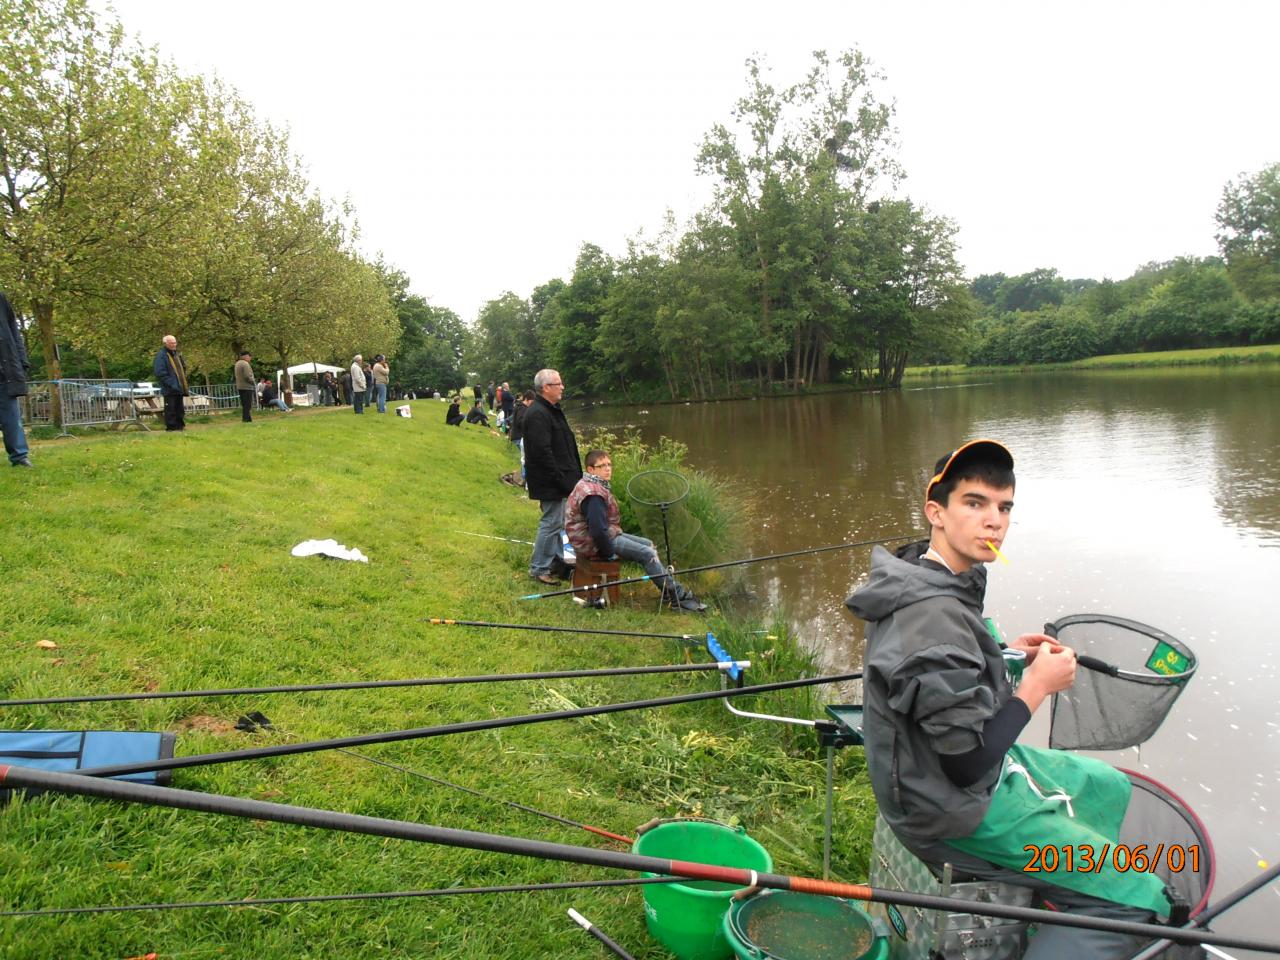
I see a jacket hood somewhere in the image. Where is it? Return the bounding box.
[845,540,987,622]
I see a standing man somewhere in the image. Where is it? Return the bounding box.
[234,350,256,423]
[153,334,189,432]
[372,355,390,413]
[0,290,32,467]
[350,355,367,415]
[486,380,496,412]
[500,381,515,428]
[522,369,581,584]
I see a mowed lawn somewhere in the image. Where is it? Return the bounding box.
[0,402,872,960]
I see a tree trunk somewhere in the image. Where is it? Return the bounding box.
[34,300,63,426]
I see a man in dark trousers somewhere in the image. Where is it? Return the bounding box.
[153,334,189,432]
[522,368,581,584]
[0,290,32,467]
[234,350,256,422]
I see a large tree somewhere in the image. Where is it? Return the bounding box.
[1,0,217,414]
[1216,162,1280,301]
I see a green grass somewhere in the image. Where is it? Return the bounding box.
[0,404,872,959]
[906,342,1280,377]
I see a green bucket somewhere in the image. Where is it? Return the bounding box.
[633,820,773,960]
[723,890,890,960]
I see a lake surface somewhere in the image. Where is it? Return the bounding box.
[572,367,1280,949]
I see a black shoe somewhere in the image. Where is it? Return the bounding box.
[11,458,32,468]
[663,591,707,613]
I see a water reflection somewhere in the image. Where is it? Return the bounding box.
[572,367,1280,947]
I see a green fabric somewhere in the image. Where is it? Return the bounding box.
[949,745,1170,917]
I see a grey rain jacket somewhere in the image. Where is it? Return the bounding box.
[845,541,1014,847]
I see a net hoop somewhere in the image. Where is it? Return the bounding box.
[1048,613,1197,683]
[625,469,691,508]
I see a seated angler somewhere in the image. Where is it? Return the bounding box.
[565,449,706,612]
[465,400,490,427]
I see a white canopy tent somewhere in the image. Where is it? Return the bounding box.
[276,362,346,405]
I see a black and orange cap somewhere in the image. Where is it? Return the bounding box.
[925,439,1014,501]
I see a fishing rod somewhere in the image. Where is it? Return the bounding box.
[3,766,1276,954]
[72,669,859,780]
[518,532,916,600]
[1127,860,1280,960]
[424,618,706,642]
[568,908,637,960]
[0,661,750,709]
[340,750,634,846]
[0,876,683,919]
[453,530,535,546]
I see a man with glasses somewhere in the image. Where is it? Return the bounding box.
[522,369,581,584]
[566,449,706,611]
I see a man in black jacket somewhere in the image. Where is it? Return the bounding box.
[522,369,582,584]
[0,290,32,467]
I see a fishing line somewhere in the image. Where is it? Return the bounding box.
[0,876,682,918]
[2,766,1275,954]
[339,750,633,845]
[0,661,748,709]
[73,670,861,780]
[518,532,916,600]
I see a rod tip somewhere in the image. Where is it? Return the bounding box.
[567,907,590,929]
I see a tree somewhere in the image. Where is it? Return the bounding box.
[993,268,1069,313]
[1,0,221,416]
[1216,162,1280,301]
[394,296,465,392]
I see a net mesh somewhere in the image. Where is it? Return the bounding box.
[1046,614,1196,751]
[625,470,703,564]
[1117,769,1215,919]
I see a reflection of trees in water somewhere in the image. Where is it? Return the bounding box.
[1201,373,1280,539]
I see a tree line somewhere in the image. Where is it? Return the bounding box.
[466,51,973,399]
[466,52,1278,393]
[1,0,403,414]
[967,164,1280,365]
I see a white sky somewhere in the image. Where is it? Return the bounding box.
[98,0,1280,320]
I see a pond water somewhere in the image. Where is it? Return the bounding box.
[572,366,1280,949]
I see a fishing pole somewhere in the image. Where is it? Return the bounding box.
[453,531,535,546]
[339,750,634,845]
[0,876,683,919]
[424,618,706,642]
[3,766,1276,954]
[72,669,860,780]
[1126,860,1280,960]
[0,661,751,709]
[518,532,916,600]
[568,908,637,960]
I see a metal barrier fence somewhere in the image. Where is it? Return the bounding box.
[186,382,240,413]
[16,380,240,433]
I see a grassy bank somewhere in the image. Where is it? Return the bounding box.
[906,342,1280,377]
[0,404,872,959]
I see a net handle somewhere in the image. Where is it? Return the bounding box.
[1044,616,1197,682]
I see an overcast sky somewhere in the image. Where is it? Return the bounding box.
[97,0,1279,320]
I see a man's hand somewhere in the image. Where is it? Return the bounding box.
[1008,632,1056,664]
[1014,641,1077,715]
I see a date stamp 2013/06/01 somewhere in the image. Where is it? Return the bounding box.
[1023,844,1200,874]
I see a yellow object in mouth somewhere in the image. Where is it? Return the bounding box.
[986,540,1010,565]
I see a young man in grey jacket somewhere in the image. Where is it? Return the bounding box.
[847,440,1169,959]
